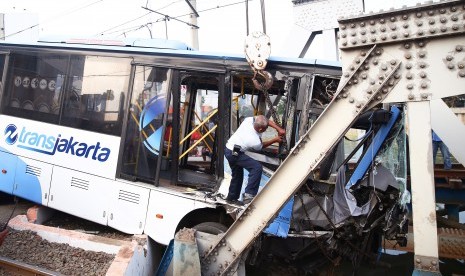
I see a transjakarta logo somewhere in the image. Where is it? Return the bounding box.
[4,124,111,162]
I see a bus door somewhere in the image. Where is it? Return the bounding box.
[158,71,225,189]
[119,66,172,183]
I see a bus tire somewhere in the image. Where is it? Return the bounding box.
[193,222,228,234]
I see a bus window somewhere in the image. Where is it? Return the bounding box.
[61,56,131,136]
[0,54,5,94]
[120,66,171,183]
[2,52,68,124]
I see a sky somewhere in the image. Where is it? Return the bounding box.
[0,0,293,54]
[0,0,429,57]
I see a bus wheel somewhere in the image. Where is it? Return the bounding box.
[193,222,228,234]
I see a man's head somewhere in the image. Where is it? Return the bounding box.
[253,115,268,133]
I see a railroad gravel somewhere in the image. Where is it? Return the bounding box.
[0,195,133,275]
[0,229,115,275]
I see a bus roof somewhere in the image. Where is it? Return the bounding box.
[0,37,341,74]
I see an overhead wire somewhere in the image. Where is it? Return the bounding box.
[1,0,105,40]
[103,0,248,38]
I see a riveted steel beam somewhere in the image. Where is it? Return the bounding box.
[201,44,401,275]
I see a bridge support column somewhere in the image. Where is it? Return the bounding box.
[406,101,441,275]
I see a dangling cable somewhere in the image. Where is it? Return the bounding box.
[260,0,266,34]
[245,0,249,36]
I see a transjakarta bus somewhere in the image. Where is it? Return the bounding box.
[0,37,341,245]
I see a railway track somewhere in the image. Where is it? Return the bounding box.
[0,256,60,276]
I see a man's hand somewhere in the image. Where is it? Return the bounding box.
[274,135,283,143]
[268,120,286,136]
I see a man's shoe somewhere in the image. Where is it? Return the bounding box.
[242,193,255,205]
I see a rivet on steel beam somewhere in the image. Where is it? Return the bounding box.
[360,29,366,35]
[421,82,428,89]
[416,20,423,27]
[371,36,377,42]
[351,31,356,36]
[356,103,362,108]
[418,41,425,47]
[447,62,455,69]
[440,17,447,23]
[406,73,413,79]
[408,94,414,100]
[361,38,367,43]
[428,10,434,16]
[440,26,447,32]
[342,41,348,46]
[360,22,366,27]
[417,30,424,36]
[431,260,438,266]
[459,71,465,77]
[390,17,396,22]
[390,24,397,31]
[390,60,397,65]
[416,12,422,18]
[404,43,411,49]
[451,15,458,21]
[361,51,367,56]
[373,59,379,65]
[353,79,358,84]
[369,20,375,25]
[342,93,348,98]
[388,80,395,86]
[456,45,463,52]
[376,95,382,100]
[406,63,412,69]
[366,89,372,94]
[405,53,412,59]
[451,6,457,12]
[439,9,446,14]
[370,80,376,85]
[446,55,454,61]
[429,28,437,34]
[407,84,413,90]
[403,32,410,37]
[419,72,427,78]
[452,25,459,31]
[350,23,356,28]
[403,23,409,29]
[344,72,350,77]
[361,73,367,79]
[341,25,347,30]
[402,15,408,20]
[350,65,356,71]
[380,26,386,32]
[379,75,385,80]
[370,28,376,34]
[429,19,435,25]
[380,18,385,24]
[349,98,354,103]
[382,88,389,94]
[351,39,357,45]
[419,51,426,58]
[381,34,387,40]
[391,33,397,39]
[419,62,426,68]
[364,65,370,70]
[381,65,388,70]
[458,62,464,69]
[394,73,401,79]
[341,33,347,38]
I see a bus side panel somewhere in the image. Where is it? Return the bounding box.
[14,157,52,205]
[0,115,120,180]
[0,151,18,194]
[145,190,212,245]
[108,181,150,234]
[48,166,111,225]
